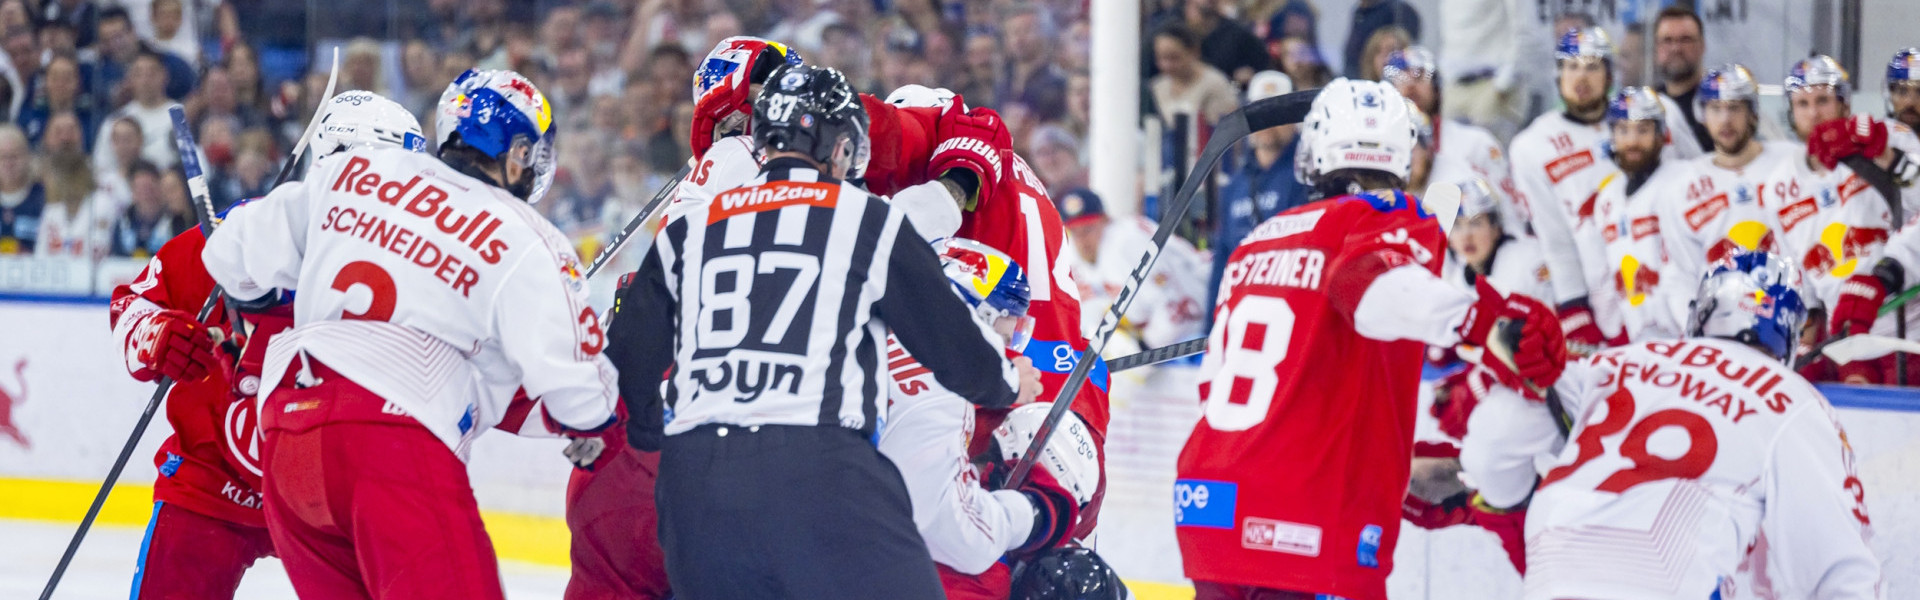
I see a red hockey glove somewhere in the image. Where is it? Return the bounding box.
[1810,115,1891,170]
[1457,278,1568,399]
[128,309,219,382]
[1401,491,1474,530]
[928,97,1011,210]
[1830,273,1889,337]
[689,70,756,159]
[1434,367,1496,441]
[1555,298,1607,355]
[1010,464,1083,555]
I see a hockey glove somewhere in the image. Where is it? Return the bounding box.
[1831,274,1890,337]
[1434,367,1496,441]
[927,98,1011,210]
[563,436,608,470]
[1555,297,1607,355]
[127,309,220,382]
[1458,278,1568,399]
[1401,490,1474,530]
[689,68,756,159]
[1809,115,1890,170]
[1009,464,1082,555]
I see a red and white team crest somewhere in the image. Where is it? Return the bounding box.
[223,396,263,477]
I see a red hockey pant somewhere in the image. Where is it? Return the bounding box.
[130,501,274,599]
[259,362,504,600]
[563,442,671,600]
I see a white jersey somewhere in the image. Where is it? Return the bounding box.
[1439,235,1553,303]
[1657,95,1707,161]
[1511,112,1619,332]
[672,135,765,210]
[1592,164,1694,341]
[202,147,619,458]
[1657,143,1799,300]
[1758,140,1920,338]
[876,335,1037,574]
[1463,338,1881,599]
[1069,216,1208,348]
[1435,120,1528,228]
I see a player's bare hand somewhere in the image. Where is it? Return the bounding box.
[1014,356,1042,405]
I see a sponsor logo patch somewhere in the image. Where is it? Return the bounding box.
[1242,517,1322,556]
[1685,194,1729,231]
[1173,479,1237,529]
[1545,149,1595,184]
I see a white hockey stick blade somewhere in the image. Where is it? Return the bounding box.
[1422,180,1463,235]
[1819,334,1920,364]
[271,47,340,186]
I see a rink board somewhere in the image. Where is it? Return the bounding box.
[2,298,1916,599]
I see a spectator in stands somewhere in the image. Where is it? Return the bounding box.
[1063,71,1091,143]
[1654,6,1712,151]
[143,0,197,65]
[0,123,42,254]
[0,0,30,33]
[1274,36,1332,89]
[1150,22,1238,126]
[94,8,193,105]
[399,39,441,117]
[1357,26,1412,82]
[1343,0,1419,79]
[93,117,140,208]
[1179,0,1268,85]
[19,56,95,150]
[5,23,38,120]
[1616,23,1648,87]
[39,111,84,155]
[41,0,99,49]
[223,44,272,126]
[1212,71,1309,309]
[94,52,179,170]
[210,131,273,210]
[105,159,180,257]
[156,166,192,225]
[958,31,1002,108]
[1028,124,1086,192]
[1000,3,1067,121]
[191,66,263,132]
[549,46,594,121]
[1261,0,1318,44]
[35,150,107,258]
[342,37,390,97]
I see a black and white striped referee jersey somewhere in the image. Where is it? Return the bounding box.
[607,157,1021,448]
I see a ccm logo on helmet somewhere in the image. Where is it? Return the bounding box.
[933,137,1005,175]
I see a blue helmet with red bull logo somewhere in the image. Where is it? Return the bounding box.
[1786,55,1852,100]
[1697,64,1760,113]
[1555,27,1613,65]
[1381,45,1436,86]
[935,237,1034,352]
[1889,47,1920,86]
[1686,251,1809,362]
[434,69,556,203]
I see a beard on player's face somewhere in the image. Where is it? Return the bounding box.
[1615,145,1660,173]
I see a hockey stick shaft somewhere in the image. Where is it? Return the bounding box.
[40,103,248,600]
[1004,89,1320,489]
[269,49,340,187]
[584,164,691,281]
[1107,337,1208,372]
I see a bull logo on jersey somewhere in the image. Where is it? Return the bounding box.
[1802,223,1889,278]
[1704,221,1778,265]
[0,357,29,449]
[1616,254,1662,307]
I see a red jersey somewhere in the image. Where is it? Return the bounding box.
[108,228,265,527]
[1176,191,1445,599]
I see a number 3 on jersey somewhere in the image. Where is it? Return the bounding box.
[1202,296,1295,431]
[1541,387,1718,492]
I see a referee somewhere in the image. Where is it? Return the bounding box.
[605,64,1041,600]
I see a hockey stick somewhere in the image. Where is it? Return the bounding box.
[1842,154,1910,383]
[1816,334,1920,364]
[584,164,691,280]
[39,106,235,600]
[1003,88,1321,489]
[269,48,340,186]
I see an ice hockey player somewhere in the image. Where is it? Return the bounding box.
[1383,45,1526,229]
[877,237,1095,599]
[1057,186,1209,354]
[1461,251,1883,599]
[1661,66,1796,308]
[605,64,1041,600]
[1889,48,1920,132]
[1176,78,1568,600]
[199,69,618,599]
[1400,178,1546,575]
[1756,55,1920,382]
[681,38,1107,445]
[106,89,424,599]
[1590,87,1698,342]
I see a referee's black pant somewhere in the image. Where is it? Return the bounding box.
[656,423,946,600]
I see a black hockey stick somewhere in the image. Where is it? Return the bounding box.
[39,105,254,600]
[1841,154,1909,383]
[1003,88,1321,489]
[583,164,691,280]
[1107,337,1208,372]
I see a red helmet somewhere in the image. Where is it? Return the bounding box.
[690,37,803,158]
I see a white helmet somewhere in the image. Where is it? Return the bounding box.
[311,90,426,164]
[992,404,1101,505]
[884,84,958,109]
[1295,78,1415,185]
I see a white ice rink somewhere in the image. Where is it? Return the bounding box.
[0,519,572,600]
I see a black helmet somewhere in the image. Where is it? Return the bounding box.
[1010,546,1128,600]
[751,63,871,178]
